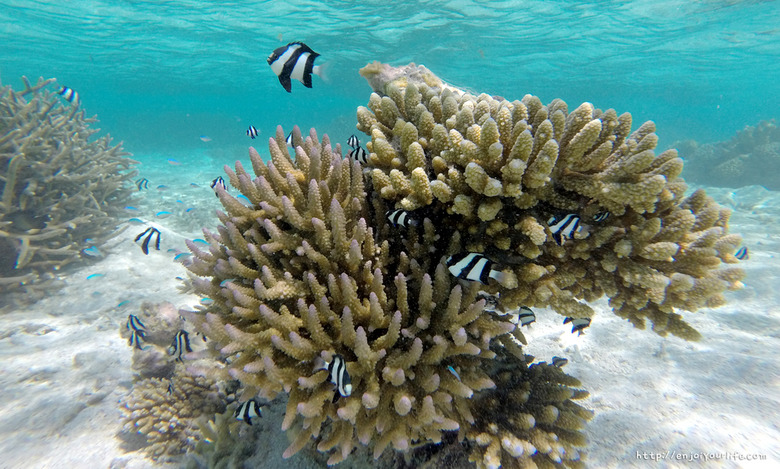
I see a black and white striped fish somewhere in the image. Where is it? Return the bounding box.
[168,330,192,362]
[517,307,536,327]
[234,399,263,425]
[446,252,508,285]
[327,354,352,399]
[348,146,369,165]
[552,356,568,367]
[135,178,149,190]
[563,317,591,336]
[593,211,610,222]
[128,329,146,350]
[347,135,360,149]
[134,227,161,255]
[476,292,500,310]
[166,381,174,395]
[547,213,583,245]
[386,209,420,228]
[211,176,227,197]
[126,314,146,332]
[246,125,258,139]
[58,85,79,104]
[735,246,749,260]
[267,42,323,93]
[286,130,294,146]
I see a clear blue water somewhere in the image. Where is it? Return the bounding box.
[3,0,779,160]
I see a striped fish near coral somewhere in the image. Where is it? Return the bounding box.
[168,330,192,362]
[235,399,263,425]
[267,42,323,92]
[348,146,369,165]
[135,178,149,190]
[286,130,294,146]
[211,176,227,197]
[552,356,568,367]
[316,354,352,401]
[517,307,536,327]
[347,134,360,149]
[446,252,509,285]
[564,317,591,336]
[547,213,583,245]
[386,209,420,228]
[735,246,749,260]
[57,85,79,104]
[593,211,610,222]
[134,227,161,255]
[246,125,259,139]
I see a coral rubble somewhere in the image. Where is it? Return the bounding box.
[0,76,137,300]
[676,119,780,190]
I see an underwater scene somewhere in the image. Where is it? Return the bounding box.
[1,1,779,468]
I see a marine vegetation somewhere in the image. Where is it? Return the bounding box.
[176,62,744,467]
[0,76,137,302]
[676,119,780,189]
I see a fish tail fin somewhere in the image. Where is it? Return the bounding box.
[313,62,332,84]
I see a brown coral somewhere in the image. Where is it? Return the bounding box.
[356,62,744,340]
[181,126,589,467]
[0,76,137,301]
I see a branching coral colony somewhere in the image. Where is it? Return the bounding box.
[0,76,137,301]
[181,62,745,468]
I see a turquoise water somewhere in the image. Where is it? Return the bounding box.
[3,0,779,160]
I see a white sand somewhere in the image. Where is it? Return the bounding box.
[0,184,777,469]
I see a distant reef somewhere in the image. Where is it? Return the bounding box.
[676,119,780,190]
[0,76,137,306]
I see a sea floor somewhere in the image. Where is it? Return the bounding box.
[1,158,778,468]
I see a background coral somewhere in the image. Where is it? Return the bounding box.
[0,76,137,301]
[356,61,745,340]
[181,125,591,467]
[675,119,780,190]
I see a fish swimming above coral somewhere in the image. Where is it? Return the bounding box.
[348,145,369,165]
[267,42,323,92]
[735,246,749,260]
[210,176,227,197]
[168,330,192,362]
[135,178,149,190]
[347,134,360,149]
[517,306,536,327]
[57,85,79,104]
[246,125,258,139]
[446,252,509,285]
[564,317,592,336]
[386,209,420,228]
[134,227,161,255]
[552,356,568,367]
[547,213,584,245]
[234,399,263,425]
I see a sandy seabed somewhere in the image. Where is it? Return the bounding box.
[1,180,778,469]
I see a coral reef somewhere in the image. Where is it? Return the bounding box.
[181,125,590,467]
[0,76,137,300]
[357,61,744,339]
[676,119,780,190]
[121,373,227,460]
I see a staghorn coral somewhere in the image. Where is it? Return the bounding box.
[121,373,227,461]
[181,125,590,467]
[356,61,745,340]
[0,76,137,301]
[676,119,780,189]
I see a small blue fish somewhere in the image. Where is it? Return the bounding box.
[735,246,749,260]
[168,330,192,362]
[125,206,140,211]
[174,253,192,261]
[156,185,168,191]
[156,211,173,218]
[193,239,209,245]
[86,273,104,280]
[82,246,102,257]
[237,194,251,205]
[185,207,196,213]
[200,297,214,305]
[190,183,199,187]
[447,365,461,382]
[219,278,237,287]
[128,218,145,225]
[117,300,130,308]
[200,135,212,142]
[167,158,182,166]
